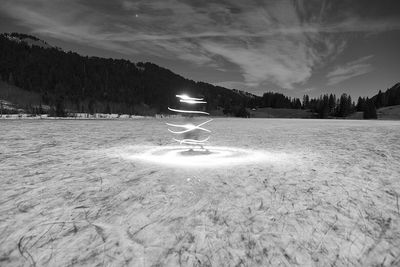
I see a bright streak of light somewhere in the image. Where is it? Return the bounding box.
[173,137,210,145]
[176,94,204,101]
[180,99,207,104]
[169,93,211,147]
[166,119,213,134]
[168,107,210,115]
[167,119,213,129]
[168,126,210,134]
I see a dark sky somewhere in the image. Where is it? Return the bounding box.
[1,0,400,97]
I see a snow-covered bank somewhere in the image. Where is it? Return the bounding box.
[0,113,188,120]
[0,113,148,120]
[0,119,399,266]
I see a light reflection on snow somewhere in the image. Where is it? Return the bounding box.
[115,145,289,168]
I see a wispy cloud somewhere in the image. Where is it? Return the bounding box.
[1,0,398,90]
[327,55,374,85]
[201,39,317,89]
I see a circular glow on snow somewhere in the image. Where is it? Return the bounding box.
[117,145,286,168]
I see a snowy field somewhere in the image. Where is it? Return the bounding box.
[1,118,400,266]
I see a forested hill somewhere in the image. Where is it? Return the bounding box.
[371,83,400,108]
[0,33,258,116]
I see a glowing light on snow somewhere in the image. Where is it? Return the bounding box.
[117,145,285,168]
[168,94,212,146]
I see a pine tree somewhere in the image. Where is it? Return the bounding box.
[375,90,383,108]
[356,97,366,112]
[363,99,377,119]
[55,96,66,117]
[302,95,310,109]
[337,93,354,117]
[105,103,111,114]
[8,72,14,85]
[328,94,336,114]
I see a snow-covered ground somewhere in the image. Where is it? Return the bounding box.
[1,118,399,266]
[0,113,147,120]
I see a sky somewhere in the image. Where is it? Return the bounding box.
[1,0,399,98]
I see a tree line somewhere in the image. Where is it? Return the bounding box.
[253,91,380,119]
[260,83,400,119]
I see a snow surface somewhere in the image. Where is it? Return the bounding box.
[0,113,147,120]
[1,118,400,266]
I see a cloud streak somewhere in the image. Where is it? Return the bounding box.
[327,55,374,85]
[201,39,316,89]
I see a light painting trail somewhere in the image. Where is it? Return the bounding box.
[110,94,280,168]
[167,94,212,148]
[167,107,210,115]
[173,136,211,145]
[166,119,213,134]
[175,94,204,101]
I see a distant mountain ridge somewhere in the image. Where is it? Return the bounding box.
[3,33,54,49]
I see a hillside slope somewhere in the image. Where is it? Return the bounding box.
[377,105,400,120]
[0,33,258,115]
[0,81,43,113]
